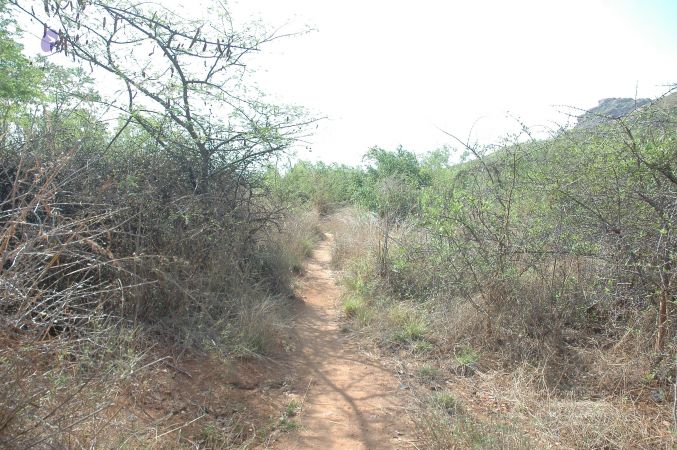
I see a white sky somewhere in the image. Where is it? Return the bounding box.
[14,0,677,165]
[225,0,677,164]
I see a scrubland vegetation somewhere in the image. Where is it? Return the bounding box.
[270,92,677,448]
[1,0,675,448]
[0,0,321,447]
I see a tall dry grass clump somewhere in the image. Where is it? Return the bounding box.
[324,207,379,270]
[261,208,323,279]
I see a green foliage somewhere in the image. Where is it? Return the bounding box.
[277,417,300,431]
[0,2,321,444]
[269,145,438,218]
[358,146,430,217]
[413,340,433,354]
[342,258,373,296]
[454,347,480,366]
[0,5,42,102]
[266,161,365,213]
[278,399,301,431]
[389,304,428,343]
[342,296,366,319]
[324,93,675,384]
[0,35,42,102]
[284,399,300,417]
[363,145,430,188]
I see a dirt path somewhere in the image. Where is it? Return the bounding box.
[272,234,417,450]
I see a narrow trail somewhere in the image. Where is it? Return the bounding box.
[272,234,417,450]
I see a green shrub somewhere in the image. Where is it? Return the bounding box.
[455,346,480,366]
[394,320,428,343]
[284,399,300,417]
[343,296,366,319]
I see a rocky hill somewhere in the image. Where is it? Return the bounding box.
[577,97,651,128]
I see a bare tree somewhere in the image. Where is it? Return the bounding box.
[11,0,318,193]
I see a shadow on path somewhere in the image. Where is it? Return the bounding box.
[273,234,415,450]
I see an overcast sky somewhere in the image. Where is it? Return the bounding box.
[223,0,677,164]
[16,0,677,165]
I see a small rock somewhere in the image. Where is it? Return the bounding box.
[650,389,665,402]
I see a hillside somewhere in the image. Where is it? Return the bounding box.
[1,0,675,447]
[577,96,651,127]
[269,92,677,448]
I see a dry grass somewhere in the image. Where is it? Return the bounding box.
[324,207,379,270]
[397,356,677,449]
[263,208,323,278]
[327,207,677,449]
[0,149,321,445]
[0,327,147,448]
[412,398,531,449]
[481,365,677,449]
